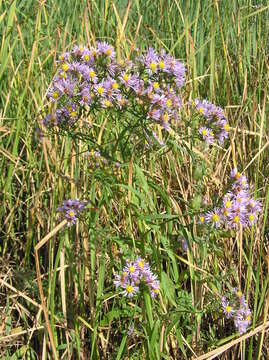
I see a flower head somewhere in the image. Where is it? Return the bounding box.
[57,199,88,225]
[114,258,160,299]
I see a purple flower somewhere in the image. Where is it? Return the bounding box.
[234,307,251,334]
[205,208,222,228]
[123,261,140,281]
[57,199,88,225]
[227,212,246,228]
[79,86,93,105]
[115,94,128,109]
[122,282,139,298]
[96,41,116,59]
[139,47,159,74]
[217,129,229,144]
[72,45,87,58]
[221,296,234,319]
[248,199,261,213]
[199,126,214,144]
[58,51,71,62]
[85,67,98,83]
[134,257,150,275]
[172,60,186,88]
[119,72,140,91]
[94,80,107,97]
[246,212,258,226]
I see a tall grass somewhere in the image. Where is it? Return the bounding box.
[0,0,268,359]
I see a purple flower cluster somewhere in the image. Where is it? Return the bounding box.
[221,288,251,334]
[57,199,88,225]
[199,168,261,229]
[114,258,160,298]
[43,43,231,147]
[44,43,186,137]
[193,99,229,145]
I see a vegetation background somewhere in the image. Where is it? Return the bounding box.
[0,0,268,359]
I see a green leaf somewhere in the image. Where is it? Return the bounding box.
[161,271,176,306]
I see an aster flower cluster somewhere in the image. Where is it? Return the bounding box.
[43,43,232,148]
[198,168,261,229]
[221,288,251,334]
[44,43,186,135]
[193,99,229,145]
[56,199,88,225]
[114,258,160,298]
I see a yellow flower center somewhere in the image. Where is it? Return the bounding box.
[97,86,104,95]
[52,91,59,99]
[123,73,130,82]
[249,214,254,222]
[199,216,205,224]
[233,215,240,223]
[199,108,204,114]
[224,123,230,131]
[84,54,90,61]
[225,201,232,208]
[162,112,169,122]
[159,60,165,69]
[89,70,96,78]
[68,211,75,217]
[105,49,112,56]
[138,261,144,269]
[235,172,241,180]
[62,63,69,72]
[126,285,134,293]
[212,214,220,222]
[70,111,77,118]
[237,290,242,297]
[153,82,159,89]
[112,82,119,89]
[166,99,172,107]
[225,306,232,313]
[129,266,135,273]
[149,62,157,71]
[201,129,207,136]
[104,100,112,107]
